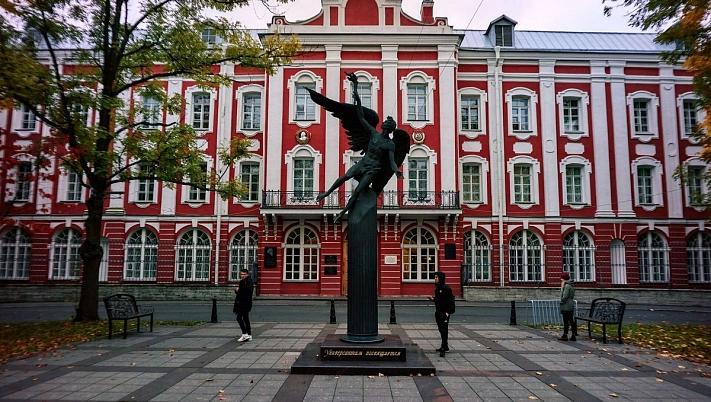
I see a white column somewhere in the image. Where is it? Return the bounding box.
[539,60,559,217]
[659,64,683,218]
[265,68,285,191]
[438,44,457,192]
[590,61,614,217]
[382,45,399,196]
[160,79,182,215]
[609,61,635,217]
[325,45,342,188]
[487,57,505,217]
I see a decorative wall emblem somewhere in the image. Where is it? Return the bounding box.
[412,130,425,144]
[296,129,311,145]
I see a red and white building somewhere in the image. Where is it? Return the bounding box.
[2,0,710,302]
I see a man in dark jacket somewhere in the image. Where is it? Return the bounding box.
[428,271,455,357]
[234,269,254,342]
[559,272,577,341]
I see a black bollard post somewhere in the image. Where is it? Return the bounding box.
[389,300,397,324]
[509,300,517,325]
[329,299,337,324]
[211,297,219,323]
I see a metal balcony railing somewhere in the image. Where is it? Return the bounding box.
[261,190,460,210]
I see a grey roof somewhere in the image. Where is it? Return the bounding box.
[457,30,674,53]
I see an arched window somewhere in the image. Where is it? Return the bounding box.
[402,226,437,281]
[0,227,31,280]
[687,231,711,283]
[509,230,543,282]
[50,228,82,280]
[638,231,668,283]
[563,230,595,282]
[230,229,258,281]
[124,229,158,281]
[464,230,490,282]
[176,229,211,281]
[284,227,319,281]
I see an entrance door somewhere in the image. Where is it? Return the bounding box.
[342,240,348,295]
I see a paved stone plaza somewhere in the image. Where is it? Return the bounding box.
[1,322,710,401]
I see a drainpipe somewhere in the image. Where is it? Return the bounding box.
[494,45,505,288]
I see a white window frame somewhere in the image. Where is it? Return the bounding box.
[13,161,33,202]
[344,71,379,111]
[181,157,213,206]
[458,87,487,138]
[236,84,264,135]
[507,156,540,208]
[402,145,437,205]
[283,226,320,282]
[627,90,659,142]
[559,156,592,209]
[0,227,31,280]
[464,230,491,283]
[494,24,514,47]
[459,155,489,207]
[687,231,711,283]
[288,71,323,128]
[139,95,162,129]
[18,104,37,131]
[556,89,589,141]
[401,226,438,282]
[562,230,595,282]
[683,158,708,210]
[201,28,216,44]
[174,228,212,281]
[129,163,158,205]
[631,157,664,210]
[637,231,669,283]
[509,229,544,282]
[677,92,706,142]
[185,86,217,133]
[285,145,322,205]
[505,87,538,140]
[237,158,261,204]
[229,229,259,281]
[49,228,82,280]
[399,71,436,129]
[57,169,85,203]
[123,228,158,281]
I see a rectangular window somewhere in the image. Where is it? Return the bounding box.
[73,104,90,127]
[408,158,428,200]
[637,166,654,205]
[633,99,649,133]
[66,171,82,202]
[407,84,427,121]
[462,164,481,203]
[565,165,583,204]
[688,166,704,206]
[461,95,480,131]
[21,105,36,130]
[495,25,513,46]
[136,164,156,203]
[241,163,260,202]
[513,164,532,203]
[242,94,261,130]
[683,99,698,136]
[188,163,208,202]
[293,158,314,199]
[295,84,316,121]
[142,96,161,128]
[15,162,32,202]
[192,93,211,130]
[563,98,580,132]
[201,28,216,44]
[511,97,529,131]
[354,82,372,110]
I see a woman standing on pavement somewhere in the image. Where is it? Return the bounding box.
[559,272,577,341]
[234,269,254,342]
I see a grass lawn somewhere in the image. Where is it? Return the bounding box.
[0,320,203,364]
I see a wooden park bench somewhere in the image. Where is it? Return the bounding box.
[103,294,154,339]
[575,297,626,344]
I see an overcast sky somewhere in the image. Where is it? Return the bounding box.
[232,0,644,32]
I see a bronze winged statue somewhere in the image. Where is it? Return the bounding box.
[308,72,410,223]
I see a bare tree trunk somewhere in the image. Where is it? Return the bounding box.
[73,191,105,322]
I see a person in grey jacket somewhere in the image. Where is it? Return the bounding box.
[559,272,577,341]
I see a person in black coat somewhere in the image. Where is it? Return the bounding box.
[233,269,254,342]
[428,271,455,357]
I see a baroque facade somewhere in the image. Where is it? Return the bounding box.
[1,0,710,300]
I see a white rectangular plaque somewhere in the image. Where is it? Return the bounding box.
[384,255,397,265]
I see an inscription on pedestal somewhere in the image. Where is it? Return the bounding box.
[320,334,406,362]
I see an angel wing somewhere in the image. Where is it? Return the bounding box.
[306,88,379,154]
[370,128,411,195]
